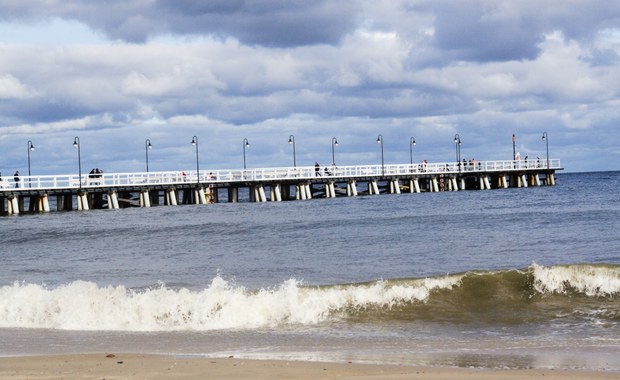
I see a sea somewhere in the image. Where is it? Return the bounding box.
[0,171,619,370]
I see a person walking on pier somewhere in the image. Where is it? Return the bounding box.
[14,171,20,188]
[315,162,321,176]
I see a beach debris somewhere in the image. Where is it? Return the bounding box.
[105,354,116,358]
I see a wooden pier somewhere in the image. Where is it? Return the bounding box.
[0,159,561,215]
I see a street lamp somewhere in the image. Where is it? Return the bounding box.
[542,132,549,169]
[454,134,461,172]
[288,134,296,167]
[376,134,384,176]
[145,139,152,173]
[27,140,34,188]
[243,138,250,169]
[409,137,416,165]
[331,137,338,166]
[73,136,82,189]
[191,136,200,184]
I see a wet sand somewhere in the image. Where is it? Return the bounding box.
[0,354,618,379]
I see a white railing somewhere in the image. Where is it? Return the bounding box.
[0,159,561,192]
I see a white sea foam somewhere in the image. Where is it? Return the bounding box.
[532,263,620,296]
[0,275,460,331]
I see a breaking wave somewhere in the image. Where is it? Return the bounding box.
[0,263,618,331]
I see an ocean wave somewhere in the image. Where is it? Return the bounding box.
[0,264,618,331]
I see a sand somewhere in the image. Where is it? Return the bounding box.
[0,354,618,380]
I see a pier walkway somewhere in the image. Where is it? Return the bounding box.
[0,159,561,215]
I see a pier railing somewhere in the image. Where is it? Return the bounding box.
[0,159,561,191]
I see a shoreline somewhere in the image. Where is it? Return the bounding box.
[0,354,618,379]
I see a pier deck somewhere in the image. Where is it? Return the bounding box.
[0,159,561,215]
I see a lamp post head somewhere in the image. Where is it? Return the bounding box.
[411,137,416,146]
[542,132,547,141]
[333,137,338,146]
[28,141,35,151]
[244,138,250,148]
[191,136,197,146]
[376,134,382,143]
[73,137,79,147]
[288,135,294,144]
[146,140,152,149]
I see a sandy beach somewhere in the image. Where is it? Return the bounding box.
[0,354,618,380]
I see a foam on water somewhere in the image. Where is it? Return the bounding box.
[1,264,618,332]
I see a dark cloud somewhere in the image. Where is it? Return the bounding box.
[417,0,620,63]
[0,0,360,46]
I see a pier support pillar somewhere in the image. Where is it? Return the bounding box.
[252,185,267,202]
[326,181,336,198]
[501,175,508,189]
[521,174,528,188]
[195,187,207,204]
[450,177,458,191]
[139,190,151,207]
[304,183,313,200]
[548,173,555,186]
[389,179,401,194]
[483,176,491,190]
[412,179,421,193]
[77,192,89,211]
[431,178,439,192]
[164,189,177,206]
[8,196,20,215]
[534,174,541,187]
[39,194,50,212]
[228,187,238,203]
[347,180,358,197]
[368,180,380,195]
[108,191,119,209]
[270,184,282,202]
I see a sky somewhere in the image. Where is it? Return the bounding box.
[1,0,620,175]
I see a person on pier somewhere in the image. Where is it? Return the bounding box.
[315,162,321,176]
[14,171,20,188]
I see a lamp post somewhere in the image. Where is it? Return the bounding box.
[191,136,200,184]
[512,134,516,160]
[145,139,152,173]
[454,134,461,172]
[409,137,416,165]
[243,138,250,169]
[288,134,296,167]
[27,140,34,188]
[376,134,384,176]
[542,132,549,169]
[331,137,338,166]
[73,136,82,189]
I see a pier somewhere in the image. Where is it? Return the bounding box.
[0,159,561,215]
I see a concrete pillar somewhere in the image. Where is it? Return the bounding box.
[78,192,89,211]
[140,190,151,207]
[450,177,458,191]
[347,180,358,197]
[501,175,508,189]
[369,180,380,195]
[228,187,238,203]
[304,183,312,199]
[549,173,555,185]
[196,187,207,204]
[165,189,177,206]
[271,184,282,202]
[413,179,421,193]
[325,181,336,198]
[521,174,528,188]
[484,176,491,190]
[534,174,541,187]
[389,179,401,194]
[40,194,50,212]
[431,178,439,192]
[8,196,19,215]
[459,178,466,190]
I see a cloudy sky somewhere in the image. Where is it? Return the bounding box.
[1,0,619,175]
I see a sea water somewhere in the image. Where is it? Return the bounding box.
[0,171,619,370]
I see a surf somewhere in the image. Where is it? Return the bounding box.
[0,263,618,332]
